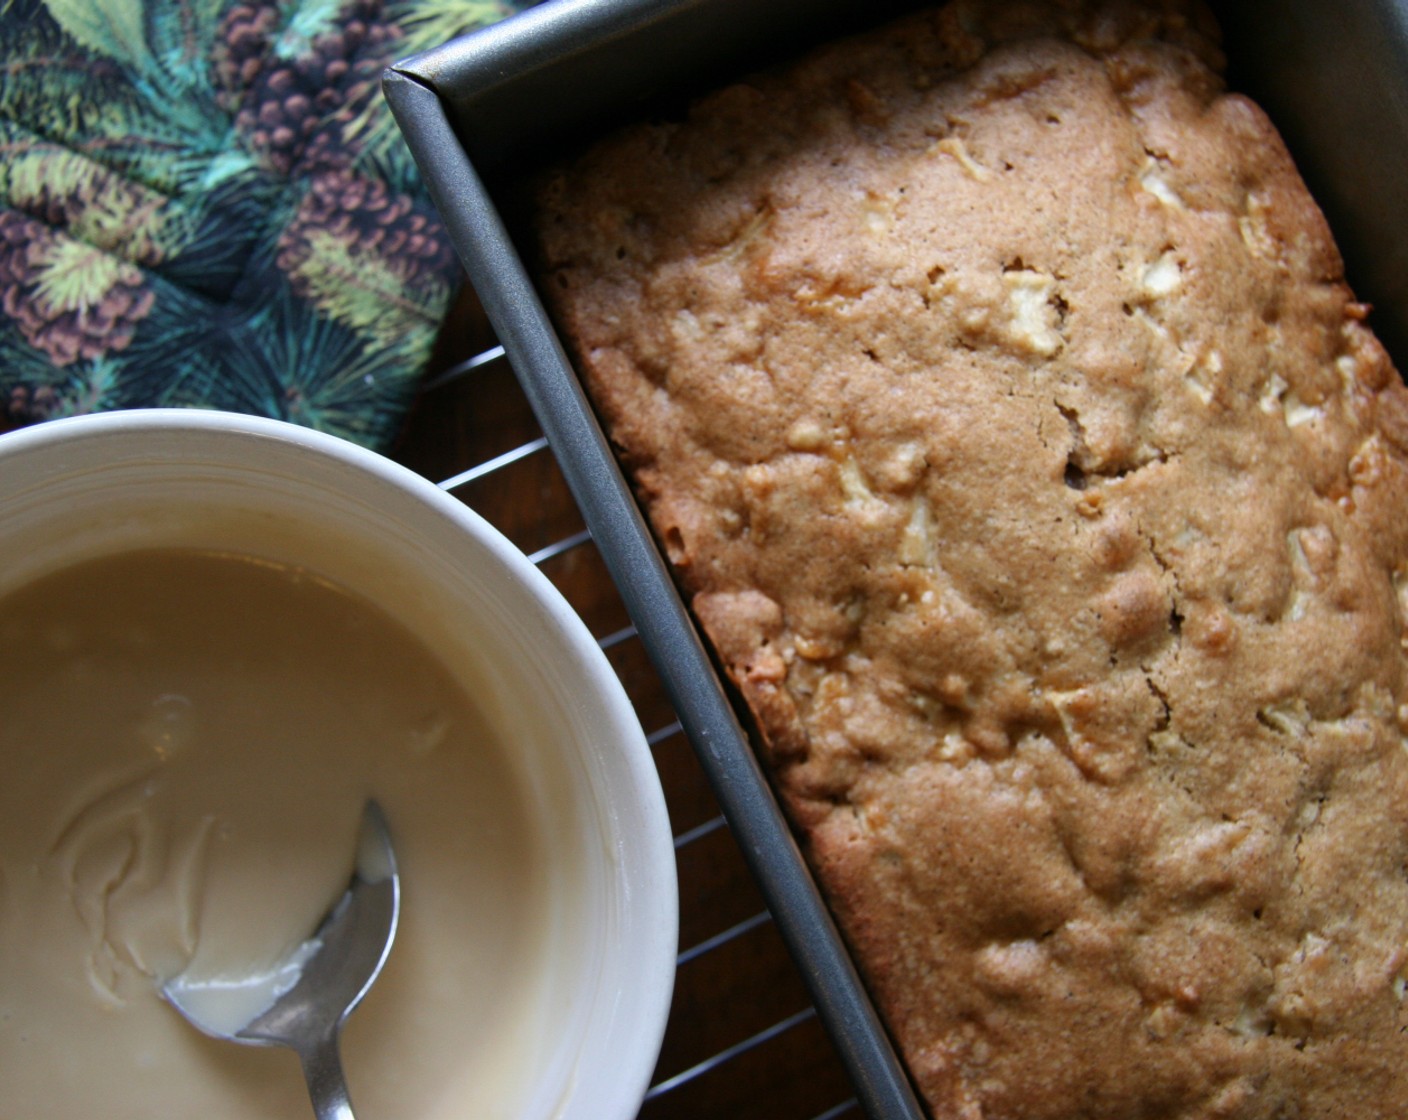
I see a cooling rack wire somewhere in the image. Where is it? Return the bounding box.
[395,305,864,1120]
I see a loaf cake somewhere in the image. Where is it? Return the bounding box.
[534,2,1408,1114]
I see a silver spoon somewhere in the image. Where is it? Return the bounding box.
[163,800,401,1120]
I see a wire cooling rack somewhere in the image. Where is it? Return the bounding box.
[393,311,863,1120]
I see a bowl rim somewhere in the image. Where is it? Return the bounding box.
[0,407,679,1120]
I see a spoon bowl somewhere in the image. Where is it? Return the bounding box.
[163,801,400,1120]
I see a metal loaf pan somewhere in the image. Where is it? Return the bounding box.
[383,3,1408,1116]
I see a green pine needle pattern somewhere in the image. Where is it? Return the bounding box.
[0,0,523,447]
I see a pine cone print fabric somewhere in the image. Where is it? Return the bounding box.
[0,0,525,449]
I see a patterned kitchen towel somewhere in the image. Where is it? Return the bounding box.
[0,0,523,449]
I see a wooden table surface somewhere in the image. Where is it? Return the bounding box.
[394,287,864,1120]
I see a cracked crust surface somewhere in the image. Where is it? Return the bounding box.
[534,2,1408,1115]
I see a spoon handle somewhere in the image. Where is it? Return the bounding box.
[299,1029,357,1120]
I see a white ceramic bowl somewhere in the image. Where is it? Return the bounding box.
[0,409,677,1119]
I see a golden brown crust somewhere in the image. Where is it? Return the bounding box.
[536,2,1408,1115]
